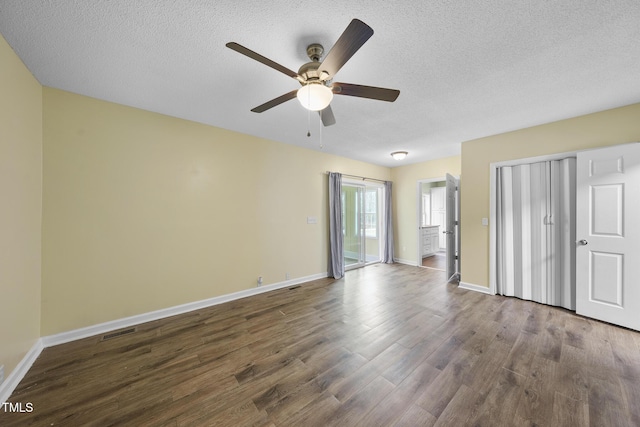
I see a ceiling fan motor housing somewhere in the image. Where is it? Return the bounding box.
[298,44,331,84]
[306,43,324,61]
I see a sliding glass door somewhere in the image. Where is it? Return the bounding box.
[342,181,382,270]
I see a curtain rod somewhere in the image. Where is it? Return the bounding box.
[326,171,388,184]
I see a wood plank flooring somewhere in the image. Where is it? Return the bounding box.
[421,254,446,270]
[2,263,639,426]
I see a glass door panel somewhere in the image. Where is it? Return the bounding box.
[342,184,364,269]
[364,187,380,263]
[342,183,382,270]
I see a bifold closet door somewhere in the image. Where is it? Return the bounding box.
[496,158,575,310]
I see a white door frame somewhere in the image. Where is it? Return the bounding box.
[416,176,459,269]
[417,177,444,267]
[489,150,577,295]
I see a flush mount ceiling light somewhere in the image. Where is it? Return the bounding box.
[391,151,408,160]
[297,82,334,111]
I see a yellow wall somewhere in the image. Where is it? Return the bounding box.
[391,156,461,264]
[0,36,42,378]
[461,102,640,288]
[41,88,390,335]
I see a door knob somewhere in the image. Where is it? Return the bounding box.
[443,230,453,234]
[577,239,588,245]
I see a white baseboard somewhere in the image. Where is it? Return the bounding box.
[2,271,328,404]
[43,271,329,348]
[394,257,418,266]
[0,339,44,404]
[459,281,494,295]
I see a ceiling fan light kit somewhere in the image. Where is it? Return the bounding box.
[226,19,400,127]
[297,83,333,111]
[391,151,408,160]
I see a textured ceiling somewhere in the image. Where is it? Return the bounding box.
[1,1,639,167]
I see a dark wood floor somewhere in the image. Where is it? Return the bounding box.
[2,264,639,426]
[421,253,446,270]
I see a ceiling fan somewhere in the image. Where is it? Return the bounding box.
[226,19,400,127]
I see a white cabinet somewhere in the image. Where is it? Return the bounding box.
[421,225,440,257]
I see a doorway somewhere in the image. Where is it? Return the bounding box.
[342,179,383,270]
[416,174,460,280]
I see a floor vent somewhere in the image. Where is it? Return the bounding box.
[288,286,301,291]
[101,327,137,341]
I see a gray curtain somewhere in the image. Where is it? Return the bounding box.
[382,181,395,263]
[328,172,344,279]
[496,158,576,310]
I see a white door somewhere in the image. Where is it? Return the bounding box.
[576,143,640,331]
[445,174,458,281]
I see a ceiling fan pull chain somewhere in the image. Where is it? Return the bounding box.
[319,113,323,149]
[307,102,311,137]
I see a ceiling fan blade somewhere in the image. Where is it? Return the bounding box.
[319,19,373,78]
[332,82,400,102]
[319,105,336,126]
[251,90,298,113]
[226,42,299,79]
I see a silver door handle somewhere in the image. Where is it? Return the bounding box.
[577,239,588,245]
[443,231,454,234]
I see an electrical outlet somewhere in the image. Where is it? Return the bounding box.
[0,364,4,384]
[257,276,263,287]
[285,272,290,280]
